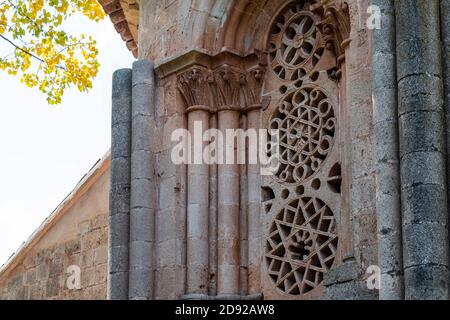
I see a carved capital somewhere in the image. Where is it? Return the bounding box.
[174,49,266,113]
[212,66,245,111]
[312,0,351,77]
[177,67,214,109]
[242,66,265,111]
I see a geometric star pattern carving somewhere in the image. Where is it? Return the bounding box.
[265,197,338,295]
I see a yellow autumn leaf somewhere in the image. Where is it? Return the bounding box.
[0,0,106,104]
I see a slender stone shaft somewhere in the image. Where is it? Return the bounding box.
[208,114,218,296]
[129,60,155,300]
[246,108,261,296]
[395,0,449,300]
[186,108,210,296]
[239,122,248,296]
[109,68,132,300]
[441,2,450,301]
[217,109,240,296]
[339,61,353,261]
[371,0,403,300]
[442,0,450,211]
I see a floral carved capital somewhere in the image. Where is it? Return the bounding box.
[242,67,265,111]
[177,67,214,108]
[212,66,245,110]
[176,53,266,113]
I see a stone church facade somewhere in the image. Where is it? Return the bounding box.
[1,0,449,300]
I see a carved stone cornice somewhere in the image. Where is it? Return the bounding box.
[98,0,138,57]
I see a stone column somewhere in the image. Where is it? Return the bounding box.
[109,68,132,300]
[177,68,212,298]
[442,0,450,212]
[395,0,449,300]
[243,68,264,297]
[129,60,155,300]
[186,107,210,297]
[215,68,242,298]
[338,60,353,262]
[239,146,248,297]
[217,109,241,297]
[208,114,218,296]
[246,107,261,297]
[371,0,403,300]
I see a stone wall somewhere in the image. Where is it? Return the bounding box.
[123,0,380,300]
[323,0,379,300]
[0,155,110,300]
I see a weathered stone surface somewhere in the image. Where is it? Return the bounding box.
[396,0,448,301]
[395,1,442,79]
[442,1,450,259]
[109,68,132,300]
[399,111,445,155]
[402,184,448,225]
[323,261,378,300]
[130,178,153,209]
[402,222,449,268]
[397,75,444,115]
[404,264,449,300]
[400,151,446,188]
[0,215,108,300]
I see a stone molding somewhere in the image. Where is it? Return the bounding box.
[98,0,351,63]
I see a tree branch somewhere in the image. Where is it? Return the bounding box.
[6,0,43,35]
[0,34,66,70]
[0,34,44,63]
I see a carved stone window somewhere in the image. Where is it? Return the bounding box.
[269,85,336,184]
[268,2,324,81]
[265,196,338,295]
[262,0,349,299]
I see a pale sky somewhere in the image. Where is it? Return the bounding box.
[0,16,135,266]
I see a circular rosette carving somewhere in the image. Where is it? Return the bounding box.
[269,86,336,184]
[268,2,324,81]
[265,197,338,295]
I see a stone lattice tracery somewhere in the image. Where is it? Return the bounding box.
[263,0,349,298]
[265,197,338,295]
[268,3,324,81]
[269,86,336,184]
